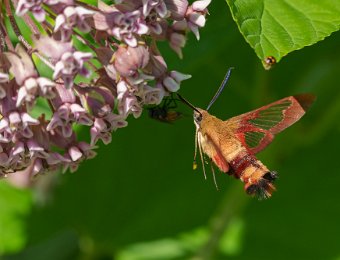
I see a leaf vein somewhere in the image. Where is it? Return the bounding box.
[283,0,318,38]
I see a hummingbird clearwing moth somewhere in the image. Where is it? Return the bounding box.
[178,68,315,199]
[148,94,182,123]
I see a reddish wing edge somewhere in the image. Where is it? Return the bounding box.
[227,94,316,154]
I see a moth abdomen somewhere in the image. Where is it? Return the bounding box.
[229,153,261,179]
[229,151,278,199]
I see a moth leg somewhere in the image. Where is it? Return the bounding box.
[197,133,207,180]
[210,160,219,190]
[162,97,171,109]
[167,94,178,109]
[193,128,198,170]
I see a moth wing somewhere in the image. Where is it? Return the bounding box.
[200,129,230,173]
[224,94,315,154]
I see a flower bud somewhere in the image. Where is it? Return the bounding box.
[114,45,150,78]
[164,0,188,20]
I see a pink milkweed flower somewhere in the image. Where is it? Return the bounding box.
[0,145,12,176]
[5,45,56,108]
[168,20,187,58]
[142,0,168,34]
[27,139,50,159]
[9,141,32,171]
[31,150,70,176]
[77,85,115,117]
[17,77,56,109]
[138,84,164,105]
[114,44,150,77]
[117,80,142,118]
[34,37,92,88]
[1,0,210,176]
[16,0,63,22]
[111,10,149,47]
[143,0,168,18]
[54,6,95,41]
[0,72,9,99]
[185,0,211,40]
[0,73,9,83]
[16,0,46,22]
[164,0,188,20]
[148,53,167,78]
[160,70,191,92]
[144,11,163,34]
[0,112,39,142]
[63,142,97,172]
[90,114,128,145]
[47,103,93,137]
[114,44,153,84]
[53,51,93,89]
[47,84,93,137]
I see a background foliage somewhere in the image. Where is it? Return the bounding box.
[1,0,340,259]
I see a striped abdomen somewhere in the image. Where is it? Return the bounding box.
[229,150,278,199]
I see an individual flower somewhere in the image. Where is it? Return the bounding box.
[46,84,93,137]
[142,0,168,34]
[34,37,92,88]
[164,0,188,20]
[143,0,168,18]
[47,102,93,137]
[32,152,70,176]
[77,85,115,117]
[159,70,191,92]
[16,0,64,22]
[0,73,9,82]
[17,77,56,109]
[137,83,164,105]
[114,44,150,77]
[9,141,32,171]
[54,6,95,41]
[90,114,128,145]
[63,142,97,172]
[185,0,211,40]
[116,80,143,118]
[113,44,154,84]
[53,51,93,88]
[0,72,9,99]
[5,45,55,108]
[168,20,187,58]
[111,10,149,47]
[0,112,39,142]
[16,0,47,22]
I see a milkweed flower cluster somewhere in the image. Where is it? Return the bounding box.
[0,0,211,178]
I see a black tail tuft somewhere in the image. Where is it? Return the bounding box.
[246,171,278,200]
[262,171,278,182]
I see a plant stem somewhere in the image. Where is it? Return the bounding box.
[192,184,249,260]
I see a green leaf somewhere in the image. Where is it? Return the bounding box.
[0,182,33,255]
[226,0,340,67]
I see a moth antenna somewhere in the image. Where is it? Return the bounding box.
[193,128,198,170]
[210,161,219,190]
[206,67,234,111]
[177,93,202,116]
[198,134,207,180]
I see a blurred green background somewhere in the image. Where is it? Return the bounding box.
[1,1,340,259]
